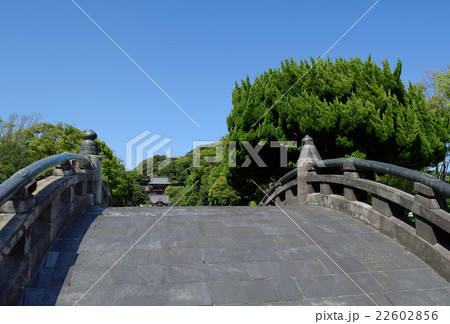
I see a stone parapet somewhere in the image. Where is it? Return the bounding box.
[259,135,450,282]
[0,130,113,305]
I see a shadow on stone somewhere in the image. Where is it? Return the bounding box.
[17,207,103,306]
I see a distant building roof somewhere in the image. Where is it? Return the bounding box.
[149,177,170,185]
[149,195,172,204]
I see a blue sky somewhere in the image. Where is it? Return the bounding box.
[1,0,449,169]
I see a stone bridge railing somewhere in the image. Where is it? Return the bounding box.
[260,136,450,282]
[0,130,112,305]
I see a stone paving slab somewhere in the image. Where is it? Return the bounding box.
[296,275,364,299]
[245,259,330,279]
[265,294,376,306]
[210,278,303,305]
[116,265,163,284]
[72,250,123,267]
[114,282,212,306]
[70,265,119,286]
[275,245,323,260]
[202,246,280,263]
[56,284,117,306]
[424,288,450,306]
[19,205,450,306]
[369,290,438,306]
[163,236,237,249]
[120,250,161,266]
[163,263,249,283]
[161,249,203,265]
[370,269,449,291]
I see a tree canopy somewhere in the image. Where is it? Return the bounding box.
[417,66,450,180]
[0,114,40,183]
[3,57,448,207]
[140,57,450,206]
[225,57,450,203]
[0,116,147,206]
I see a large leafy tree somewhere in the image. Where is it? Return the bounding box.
[417,66,450,180]
[227,57,450,203]
[165,186,186,205]
[0,117,147,206]
[24,122,85,160]
[0,114,40,182]
[418,66,450,113]
[140,140,240,206]
[208,175,240,206]
[97,140,147,206]
[137,154,192,186]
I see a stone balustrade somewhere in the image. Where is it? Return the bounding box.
[260,136,450,282]
[0,131,112,305]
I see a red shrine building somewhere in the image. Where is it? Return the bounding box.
[146,177,172,207]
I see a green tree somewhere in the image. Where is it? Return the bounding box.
[127,171,149,206]
[208,175,240,206]
[0,116,146,207]
[182,142,226,206]
[0,114,40,182]
[24,122,84,160]
[227,57,450,203]
[136,154,193,187]
[165,186,186,205]
[97,140,148,207]
[418,66,450,112]
[417,66,450,180]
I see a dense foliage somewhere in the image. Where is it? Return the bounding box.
[417,66,450,180]
[0,115,40,183]
[3,58,448,207]
[226,57,450,203]
[136,154,192,186]
[0,116,147,206]
[139,140,240,206]
[141,57,449,206]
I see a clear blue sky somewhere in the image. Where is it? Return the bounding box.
[1,0,449,169]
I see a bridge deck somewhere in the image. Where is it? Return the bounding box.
[20,205,450,306]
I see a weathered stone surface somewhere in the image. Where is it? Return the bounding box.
[210,278,303,305]
[414,182,436,197]
[296,275,364,299]
[202,246,280,263]
[20,205,450,306]
[70,265,119,286]
[114,282,212,306]
[275,245,323,260]
[161,249,203,265]
[246,259,329,279]
[116,265,163,284]
[369,290,437,306]
[0,173,105,306]
[370,269,449,291]
[424,288,450,306]
[163,263,249,283]
[56,284,116,306]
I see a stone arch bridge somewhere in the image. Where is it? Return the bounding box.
[0,132,449,306]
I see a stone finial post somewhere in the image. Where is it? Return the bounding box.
[80,130,102,206]
[296,135,322,204]
[80,129,99,155]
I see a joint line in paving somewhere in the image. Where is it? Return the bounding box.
[72,180,199,306]
[251,179,379,306]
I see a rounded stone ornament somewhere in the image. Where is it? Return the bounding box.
[80,129,99,155]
